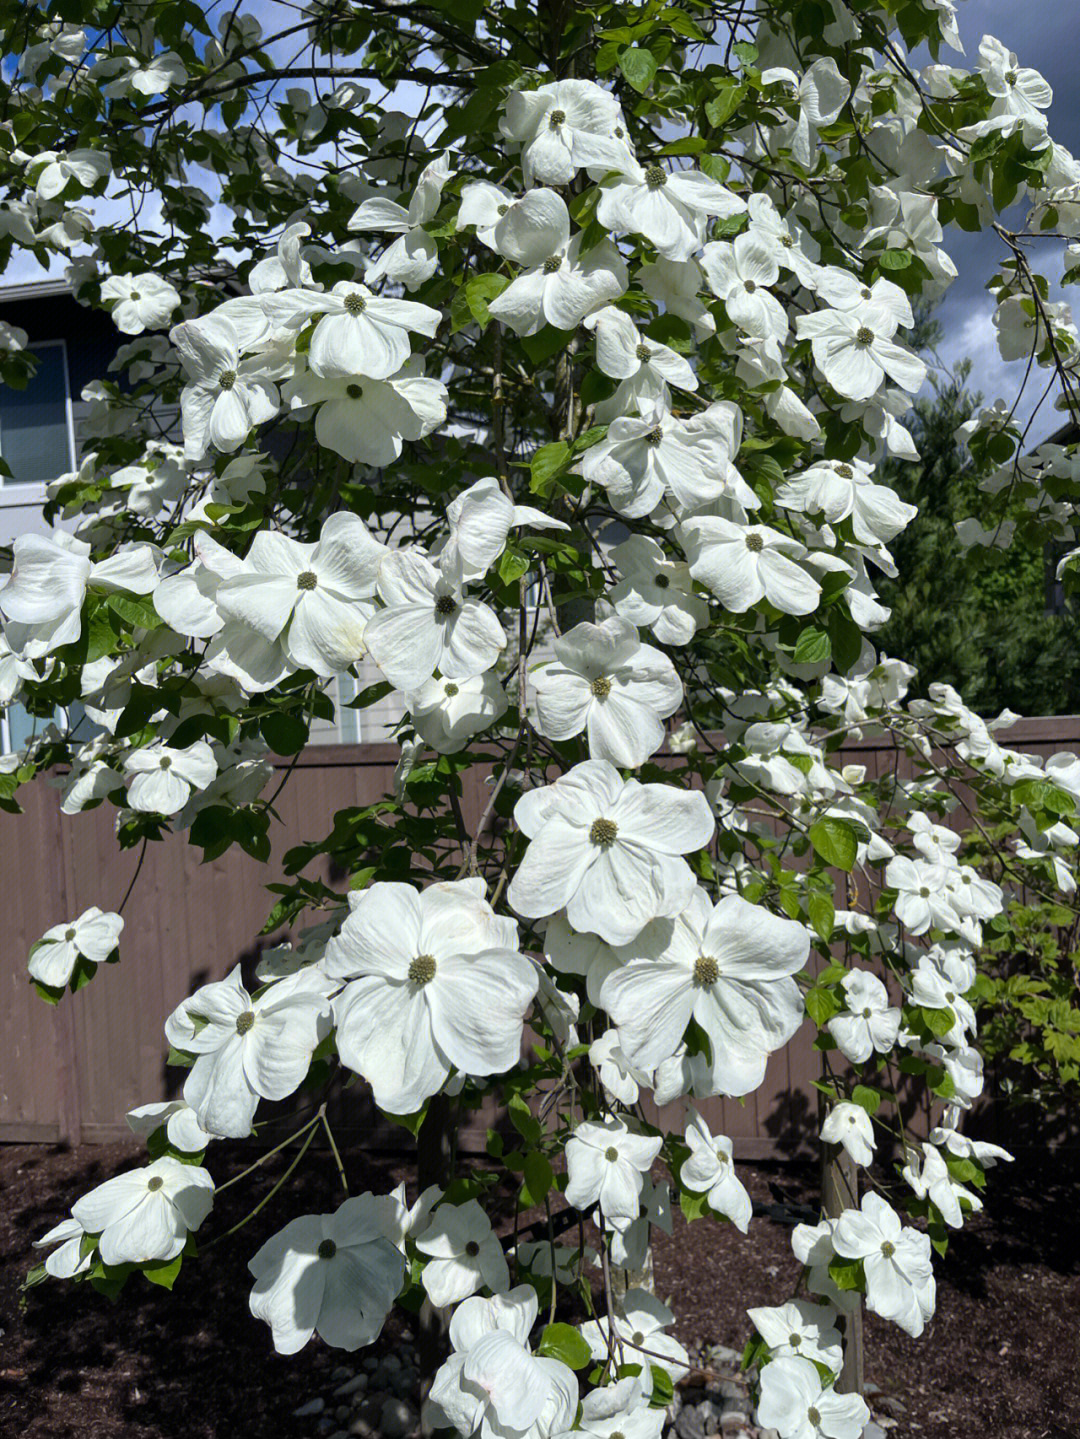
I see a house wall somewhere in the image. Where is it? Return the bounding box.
[3,716,1079,1156]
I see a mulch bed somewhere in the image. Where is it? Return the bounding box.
[0,1136,1075,1439]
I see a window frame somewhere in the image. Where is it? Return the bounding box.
[0,337,77,492]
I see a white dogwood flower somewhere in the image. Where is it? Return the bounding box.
[557,1374,663,1439]
[776,457,917,546]
[271,280,441,379]
[826,970,902,1064]
[529,614,682,767]
[679,514,821,616]
[565,1117,662,1230]
[746,1301,843,1372]
[756,1356,868,1439]
[34,1217,93,1279]
[100,273,180,335]
[349,153,455,290]
[0,531,158,658]
[324,879,538,1116]
[214,511,384,677]
[28,906,123,990]
[701,232,789,341]
[832,1192,936,1337]
[429,1286,578,1439]
[438,474,569,587]
[248,1194,406,1353]
[30,147,110,200]
[171,313,280,459]
[364,549,506,692]
[581,400,748,518]
[415,1198,510,1308]
[585,304,697,420]
[407,671,508,753]
[499,78,631,185]
[164,965,335,1137]
[610,534,708,646]
[507,759,714,946]
[126,1100,215,1154]
[597,158,744,262]
[580,1289,689,1390]
[820,1102,876,1167]
[680,1110,753,1231]
[760,57,851,169]
[487,199,628,337]
[795,304,926,401]
[901,1142,982,1229]
[124,740,217,814]
[285,362,447,466]
[599,889,808,1087]
[71,1157,214,1267]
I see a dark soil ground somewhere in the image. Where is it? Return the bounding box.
[0,1137,1075,1439]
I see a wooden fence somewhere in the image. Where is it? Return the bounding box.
[3,717,1078,1156]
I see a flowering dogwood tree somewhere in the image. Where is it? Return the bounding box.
[4,1,1080,1434]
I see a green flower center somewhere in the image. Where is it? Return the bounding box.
[861,1007,873,1018]
[147,1175,164,1191]
[443,682,459,697]
[645,165,667,189]
[645,425,664,446]
[344,292,366,314]
[836,463,854,479]
[65,927,77,941]
[236,1010,255,1034]
[745,533,764,552]
[655,574,670,589]
[1006,70,1018,86]
[605,1147,619,1162]
[743,279,757,293]
[346,383,364,399]
[497,204,510,216]
[543,256,562,274]
[297,570,318,591]
[631,1330,645,1346]
[318,1239,337,1260]
[129,290,141,300]
[159,756,172,769]
[218,369,237,391]
[780,233,794,248]
[590,675,612,699]
[694,954,719,986]
[549,109,566,128]
[436,594,457,617]
[807,1407,821,1427]
[856,326,875,346]
[789,1332,802,1348]
[465,1240,481,1257]
[409,953,437,985]
[589,817,618,846]
[635,343,652,360]
[881,1240,895,1257]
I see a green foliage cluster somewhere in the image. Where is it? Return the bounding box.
[878,355,1080,718]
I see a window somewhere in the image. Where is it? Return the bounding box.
[0,340,75,486]
[0,699,93,756]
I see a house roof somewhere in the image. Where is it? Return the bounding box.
[0,277,74,304]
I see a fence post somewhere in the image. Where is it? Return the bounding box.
[821,1143,864,1395]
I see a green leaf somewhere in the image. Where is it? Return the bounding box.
[507,1091,542,1145]
[260,711,309,755]
[704,82,746,128]
[851,1084,882,1116]
[530,440,572,493]
[143,1253,183,1289]
[827,1254,865,1291]
[807,892,836,942]
[452,272,511,331]
[649,1366,675,1407]
[538,1323,592,1370]
[619,47,658,93]
[679,1187,711,1222]
[793,627,831,664]
[498,546,531,585]
[808,817,858,871]
[522,1151,554,1206]
[877,248,912,270]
